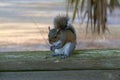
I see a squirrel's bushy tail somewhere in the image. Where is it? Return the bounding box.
[54,15,76,39]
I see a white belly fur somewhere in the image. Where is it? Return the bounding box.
[55,42,76,56]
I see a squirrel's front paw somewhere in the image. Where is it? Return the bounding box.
[50,45,56,51]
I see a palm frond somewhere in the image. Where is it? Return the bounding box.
[72,0,80,21]
[66,0,120,35]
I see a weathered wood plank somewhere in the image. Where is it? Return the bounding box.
[0,70,120,80]
[0,57,120,71]
[0,50,120,71]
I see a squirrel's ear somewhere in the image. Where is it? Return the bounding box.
[48,26,50,31]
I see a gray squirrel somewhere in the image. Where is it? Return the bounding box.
[48,16,76,58]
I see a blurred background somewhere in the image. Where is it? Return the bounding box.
[0,0,120,52]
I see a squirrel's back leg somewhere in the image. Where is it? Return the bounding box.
[63,42,76,57]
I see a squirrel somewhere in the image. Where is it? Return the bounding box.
[48,15,76,58]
